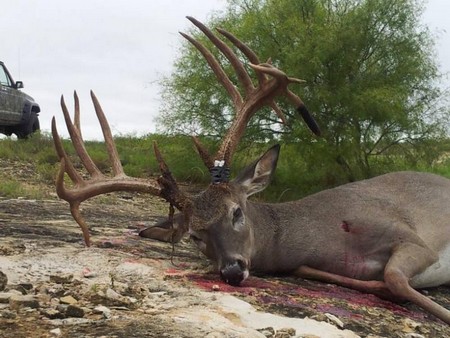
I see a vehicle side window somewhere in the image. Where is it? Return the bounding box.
[0,66,12,86]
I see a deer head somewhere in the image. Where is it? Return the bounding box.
[186,145,280,285]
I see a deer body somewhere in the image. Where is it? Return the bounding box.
[182,147,450,324]
[246,171,450,289]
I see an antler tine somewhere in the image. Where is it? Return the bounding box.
[179,31,242,110]
[90,90,124,177]
[60,94,102,178]
[250,63,304,84]
[249,63,320,136]
[216,27,293,126]
[192,136,214,169]
[53,157,91,246]
[186,16,254,95]
[73,91,82,139]
[53,92,188,246]
[51,116,84,185]
[217,30,291,129]
[270,103,288,125]
[69,200,91,247]
[153,141,188,210]
[288,92,321,136]
[216,27,265,85]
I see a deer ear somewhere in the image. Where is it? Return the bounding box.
[232,144,280,197]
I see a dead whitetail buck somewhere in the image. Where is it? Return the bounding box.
[52,17,450,324]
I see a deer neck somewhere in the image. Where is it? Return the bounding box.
[245,200,317,273]
[245,201,286,272]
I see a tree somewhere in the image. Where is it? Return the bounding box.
[157,0,449,192]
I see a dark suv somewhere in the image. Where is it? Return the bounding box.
[0,61,40,138]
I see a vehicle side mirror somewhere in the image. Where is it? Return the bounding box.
[15,81,24,89]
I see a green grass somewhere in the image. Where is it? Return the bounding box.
[0,178,46,199]
[1,132,449,202]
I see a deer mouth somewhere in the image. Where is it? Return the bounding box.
[219,260,249,286]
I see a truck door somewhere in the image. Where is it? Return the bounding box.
[0,64,22,125]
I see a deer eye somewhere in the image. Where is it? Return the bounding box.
[232,207,244,230]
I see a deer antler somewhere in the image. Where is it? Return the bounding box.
[181,16,320,180]
[53,18,320,246]
[52,91,187,246]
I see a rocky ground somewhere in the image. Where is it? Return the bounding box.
[0,160,449,338]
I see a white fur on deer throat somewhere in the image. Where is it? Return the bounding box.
[410,245,450,288]
[242,269,249,281]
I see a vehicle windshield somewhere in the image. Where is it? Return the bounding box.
[0,65,13,87]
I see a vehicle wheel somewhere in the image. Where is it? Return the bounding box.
[31,113,40,133]
[14,111,40,139]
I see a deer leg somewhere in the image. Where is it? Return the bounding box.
[139,226,178,243]
[383,243,450,324]
[294,265,401,301]
[139,213,186,243]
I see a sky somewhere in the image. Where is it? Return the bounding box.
[1,0,449,140]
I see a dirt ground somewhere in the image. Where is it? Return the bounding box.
[0,160,449,338]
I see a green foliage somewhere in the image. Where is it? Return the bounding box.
[0,132,449,202]
[0,179,26,198]
[157,0,450,184]
[0,132,54,162]
[116,134,212,182]
[36,163,58,184]
[0,133,57,198]
[433,160,450,177]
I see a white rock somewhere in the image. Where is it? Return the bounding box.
[93,305,112,319]
[50,328,62,336]
[325,313,344,328]
[405,334,425,338]
[106,288,121,300]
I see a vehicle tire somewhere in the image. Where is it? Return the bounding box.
[31,113,40,133]
[14,111,40,139]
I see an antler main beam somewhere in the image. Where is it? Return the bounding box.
[52,91,187,246]
[181,16,320,175]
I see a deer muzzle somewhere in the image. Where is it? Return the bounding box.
[219,259,249,286]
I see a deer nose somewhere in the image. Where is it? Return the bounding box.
[220,260,247,286]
